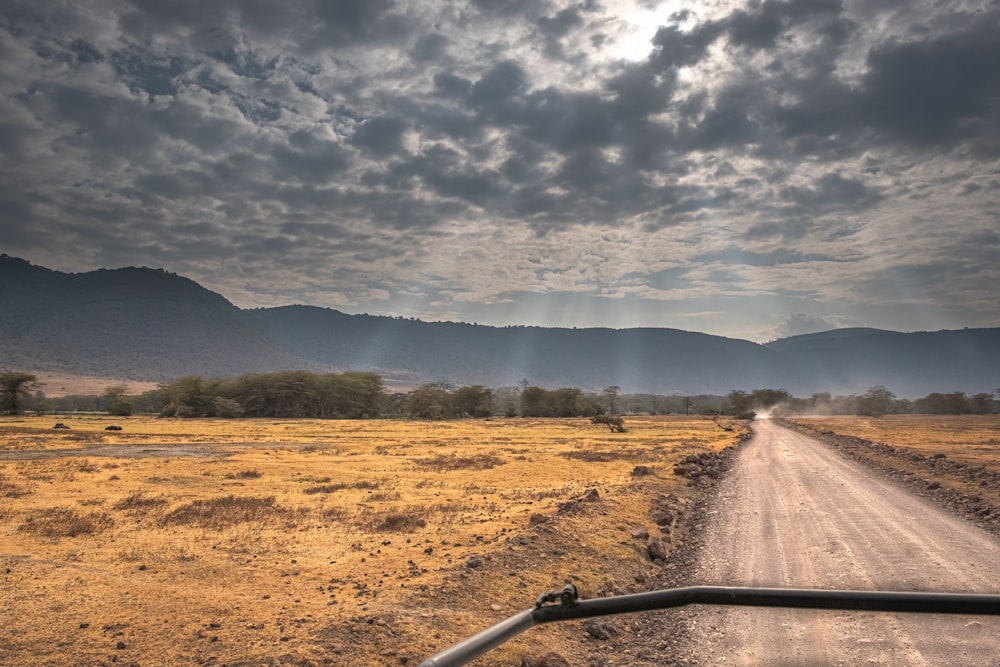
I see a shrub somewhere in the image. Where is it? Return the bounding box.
[591,415,627,432]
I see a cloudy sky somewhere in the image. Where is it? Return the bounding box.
[1,0,997,342]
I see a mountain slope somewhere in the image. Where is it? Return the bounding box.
[2,255,997,396]
[246,305,794,393]
[0,255,308,381]
[764,327,1000,396]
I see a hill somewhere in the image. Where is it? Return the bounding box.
[0,255,308,382]
[2,255,998,397]
[763,327,1000,397]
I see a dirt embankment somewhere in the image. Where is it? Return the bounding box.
[780,418,1000,537]
[546,431,754,667]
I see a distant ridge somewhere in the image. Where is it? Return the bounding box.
[2,255,998,397]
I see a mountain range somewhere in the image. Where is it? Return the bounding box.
[2,254,997,398]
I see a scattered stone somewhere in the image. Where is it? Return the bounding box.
[650,508,674,527]
[583,618,619,640]
[927,481,941,490]
[520,652,571,667]
[673,463,703,477]
[647,537,668,561]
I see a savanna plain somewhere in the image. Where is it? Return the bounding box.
[3,414,998,666]
[0,415,741,666]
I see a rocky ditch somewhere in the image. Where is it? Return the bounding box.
[551,435,752,667]
[782,419,1000,537]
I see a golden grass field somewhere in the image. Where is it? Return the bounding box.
[0,415,741,666]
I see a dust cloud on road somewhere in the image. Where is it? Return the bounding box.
[686,418,1000,665]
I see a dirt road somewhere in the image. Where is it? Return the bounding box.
[686,418,1000,665]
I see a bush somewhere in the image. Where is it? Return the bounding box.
[591,415,626,432]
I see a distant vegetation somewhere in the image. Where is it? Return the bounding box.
[8,369,999,419]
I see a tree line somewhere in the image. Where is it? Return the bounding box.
[2,371,998,419]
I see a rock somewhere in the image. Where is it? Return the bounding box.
[53,423,70,429]
[466,556,483,569]
[630,526,649,540]
[557,500,580,514]
[927,481,941,490]
[584,618,618,640]
[528,513,549,525]
[647,537,668,561]
[673,463,703,477]
[651,508,674,526]
[116,641,127,650]
[579,488,600,502]
[631,465,653,476]
[520,652,571,667]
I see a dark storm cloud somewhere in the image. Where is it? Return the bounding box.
[858,18,1000,152]
[1,0,997,339]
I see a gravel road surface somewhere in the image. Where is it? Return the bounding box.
[686,418,1000,666]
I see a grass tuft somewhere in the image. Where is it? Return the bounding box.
[360,509,428,533]
[0,475,31,498]
[303,480,379,494]
[113,491,169,516]
[18,507,114,538]
[160,495,290,530]
[224,469,262,479]
[414,453,505,471]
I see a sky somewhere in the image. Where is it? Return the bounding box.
[1,0,998,343]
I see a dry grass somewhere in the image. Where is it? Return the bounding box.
[17,507,114,538]
[788,415,1000,518]
[790,415,1000,472]
[0,414,740,666]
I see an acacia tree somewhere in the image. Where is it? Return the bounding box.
[603,386,621,414]
[0,372,39,415]
[858,385,896,418]
[103,385,133,416]
[452,385,494,417]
